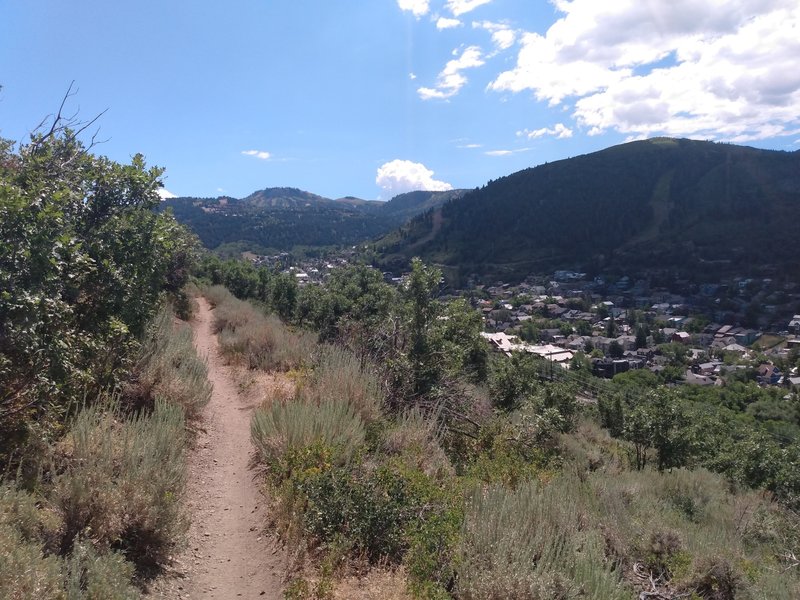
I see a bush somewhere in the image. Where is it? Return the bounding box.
[52,400,187,572]
[125,306,211,419]
[455,479,629,600]
[210,289,316,371]
[0,486,141,599]
[299,345,384,424]
[382,408,453,479]
[298,460,463,578]
[251,398,366,480]
[0,518,64,599]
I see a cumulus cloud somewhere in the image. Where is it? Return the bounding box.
[156,188,177,199]
[397,0,429,17]
[436,17,462,29]
[489,0,800,142]
[473,21,516,51]
[418,45,485,100]
[242,149,272,160]
[517,123,574,139]
[446,0,494,17]
[376,159,452,199]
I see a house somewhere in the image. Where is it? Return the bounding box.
[789,315,800,335]
[756,363,782,386]
[672,331,691,344]
[685,371,717,386]
[734,329,759,346]
[592,358,630,378]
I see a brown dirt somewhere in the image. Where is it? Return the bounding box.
[147,297,286,599]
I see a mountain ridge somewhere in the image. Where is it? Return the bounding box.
[373,138,800,282]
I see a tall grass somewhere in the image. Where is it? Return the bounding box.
[207,286,316,371]
[455,464,800,599]
[127,306,211,419]
[456,478,629,600]
[53,399,187,570]
[251,398,365,476]
[298,345,384,424]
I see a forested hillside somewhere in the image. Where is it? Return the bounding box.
[162,188,465,252]
[375,138,800,282]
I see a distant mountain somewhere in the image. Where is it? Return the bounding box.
[374,138,800,282]
[161,187,466,252]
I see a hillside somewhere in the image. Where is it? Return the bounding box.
[374,138,800,282]
[162,187,466,252]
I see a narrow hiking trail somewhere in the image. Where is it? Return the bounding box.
[151,297,286,599]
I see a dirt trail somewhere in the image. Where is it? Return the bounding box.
[151,297,285,599]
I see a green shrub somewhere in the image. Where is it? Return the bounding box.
[52,400,187,572]
[300,345,384,424]
[251,398,365,480]
[298,460,463,573]
[126,306,211,419]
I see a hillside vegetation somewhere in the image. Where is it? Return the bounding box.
[198,260,800,599]
[375,138,800,282]
[162,188,466,252]
[1,115,203,596]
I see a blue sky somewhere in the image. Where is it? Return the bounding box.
[2,0,798,200]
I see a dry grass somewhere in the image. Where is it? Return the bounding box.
[382,408,453,479]
[53,399,187,573]
[298,345,384,424]
[251,398,366,475]
[126,306,211,420]
[208,286,317,372]
[331,567,414,600]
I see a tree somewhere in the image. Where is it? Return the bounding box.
[1,108,196,458]
[608,340,624,358]
[402,258,443,396]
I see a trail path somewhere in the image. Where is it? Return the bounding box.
[150,297,285,599]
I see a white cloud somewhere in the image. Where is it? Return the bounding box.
[418,45,485,100]
[446,0,494,17]
[376,159,452,199]
[156,188,177,199]
[397,0,429,18]
[473,21,516,51]
[242,149,272,160]
[489,0,800,142]
[458,143,482,148]
[436,17,462,29]
[484,148,530,156]
[409,72,417,80]
[518,123,574,139]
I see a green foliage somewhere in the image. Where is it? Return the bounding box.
[125,305,211,419]
[488,353,541,410]
[52,399,187,570]
[251,399,366,480]
[0,124,196,463]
